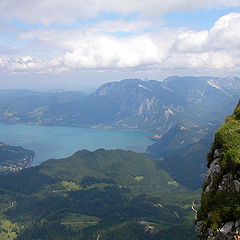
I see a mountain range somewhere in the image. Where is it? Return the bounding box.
[0,76,239,190]
[0,76,239,239]
[0,76,239,135]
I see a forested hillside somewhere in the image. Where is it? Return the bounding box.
[0,149,198,240]
[0,143,34,175]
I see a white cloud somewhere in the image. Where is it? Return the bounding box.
[165,51,238,70]
[1,12,240,76]
[91,20,154,33]
[18,19,156,50]
[207,12,240,50]
[63,34,166,68]
[172,30,208,52]
[0,0,239,24]
[1,56,45,72]
[166,12,240,71]
[172,13,240,53]
[0,55,68,74]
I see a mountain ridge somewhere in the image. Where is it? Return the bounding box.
[0,143,34,175]
[0,76,239,134]
[0,148,198,240]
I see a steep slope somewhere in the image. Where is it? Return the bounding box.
[196,100,240,239]
[146,124,217,190]
[150,138,211,190]
[89,76,239,133]
[0,143,34,175]
[0,149,198,240]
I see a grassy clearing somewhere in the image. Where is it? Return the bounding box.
[61,214,100,231]
[61,181,81,191]
[134,176,144,181]
[168,180,179,187]
[0,215,20,240]
[215,101,240,166]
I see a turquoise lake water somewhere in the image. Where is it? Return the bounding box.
[0,123,153,166]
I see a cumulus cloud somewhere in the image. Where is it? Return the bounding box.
[172,30,208,53]
[1,12,240,75]
[163,12,240,73]
[207,12,240,50]
[0,0,239,24]
[18,19,155,50]
[19,25,174,69]
[0,55,68,74]
[63,34,167,68]
[172,13,240,53]
[165,51,238,70]
[0,56,44,72]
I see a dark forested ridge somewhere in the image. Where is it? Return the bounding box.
[0,143,34,175]
[146,124,216,190]
[0,149,198,239]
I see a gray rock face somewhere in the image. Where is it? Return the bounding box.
[195,221,210,239]
[196,221,239,240]
[196,148,240,240]
[220,222,234,235]
[234,180,240,192]
[235,221,240,228]
[204,158,220,193]
[213,149,223,159]
[205,157,221,187]
[218,173,240,192]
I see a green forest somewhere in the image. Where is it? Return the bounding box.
[0,149,199,239]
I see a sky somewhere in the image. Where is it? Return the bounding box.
[0,0,239,90]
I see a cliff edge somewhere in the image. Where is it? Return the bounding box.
[196,100,240,240]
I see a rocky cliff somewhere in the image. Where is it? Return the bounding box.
[196,100,240,240]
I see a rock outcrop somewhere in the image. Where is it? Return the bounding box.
[196,100,240,240]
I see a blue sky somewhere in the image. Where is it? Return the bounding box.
[164,7,239,29]
[0,0,239,90]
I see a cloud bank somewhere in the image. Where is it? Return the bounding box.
[0,0,239,79]
[0,0,239,24]
[0,12,236,75]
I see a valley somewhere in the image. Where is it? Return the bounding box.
[1,1,239,239]
[0,76,239,239]
[0,149,199,240]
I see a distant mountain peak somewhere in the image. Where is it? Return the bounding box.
[0,76,239,134]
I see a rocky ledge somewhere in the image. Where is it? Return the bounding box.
[196,100,240,240]
[196,149,240,240]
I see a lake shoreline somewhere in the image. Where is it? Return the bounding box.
[0,122,153,166]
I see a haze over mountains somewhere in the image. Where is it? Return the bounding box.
[0,76,239,134]
[0,76,239,192]
[0,75,239,240]
[0,0,239,239]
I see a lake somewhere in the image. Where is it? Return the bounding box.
[0,123,153,165]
